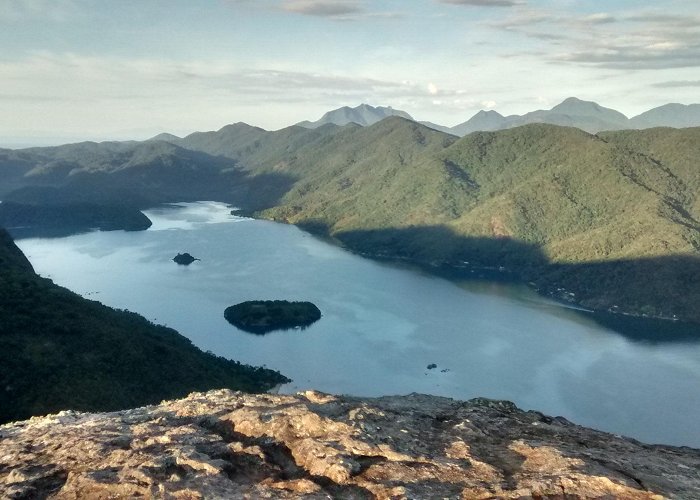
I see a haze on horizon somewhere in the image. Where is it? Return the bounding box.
[1,0,699,147]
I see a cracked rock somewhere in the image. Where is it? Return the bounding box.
[1,389,699,498]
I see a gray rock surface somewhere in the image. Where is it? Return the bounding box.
[1,389,699,498]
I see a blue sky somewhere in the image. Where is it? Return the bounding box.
[1,0,699,145]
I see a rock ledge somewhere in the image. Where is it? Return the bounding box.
[1,390,699,499]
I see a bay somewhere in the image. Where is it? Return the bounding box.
[16,201,700,448]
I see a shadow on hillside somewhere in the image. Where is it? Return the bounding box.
[3,161,298,212]
[298,221,700,343]
[548,258,700,343]
[320,223,549,270]
[228,171,298,211]
[1,150,299,237]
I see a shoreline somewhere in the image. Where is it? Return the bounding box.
[257,213,697,328]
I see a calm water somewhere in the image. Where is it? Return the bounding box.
[16,202,700,448]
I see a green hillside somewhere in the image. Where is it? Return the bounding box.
[2,119,698,323]
[257,121,698,260]
[253,121,699,322]
[0,139,300,212]
[251,118,460,229]
[3,141,239,206]
[600,127,700,224]
[0,229,288,423]
[441,125,699,260]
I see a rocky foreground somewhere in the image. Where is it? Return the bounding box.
[1,390,699,499]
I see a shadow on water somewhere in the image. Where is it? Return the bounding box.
[297,220,700,344]
[580,311,700,344]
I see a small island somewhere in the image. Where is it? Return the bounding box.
[173,253,199,265]
[224,300,321,335]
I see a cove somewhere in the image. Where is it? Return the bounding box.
[16,201,700,448]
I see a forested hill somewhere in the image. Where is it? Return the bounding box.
[1,119,698,322]
[0,229,288,423]
[253,120,700,322]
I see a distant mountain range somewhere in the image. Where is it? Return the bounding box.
[297,104,413,128]
[295,99,700,135]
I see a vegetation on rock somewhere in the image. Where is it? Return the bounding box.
[224,300,322,334]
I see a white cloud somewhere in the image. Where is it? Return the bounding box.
[652,80,700,88]
[0,0,80,22]
[0,52,482,138]
[581,13,616,25]
[2,2,698,141]
[438,0,525,7]
[489,6,700,70]
[280,0,363,18]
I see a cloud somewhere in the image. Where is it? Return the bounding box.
[581,13,616,25]
[652,80,700,88]
[280,0,364,18]
[277,0,404,20]
[552,28,700,70]
[438,0,524,7]
[488,10,558,31]
[490,10,616,31]
[625,13,700,29]
[0,51,493,137]
[0,0,79,22]
[489,6,700,70]
[555,46,700,70]
[0,52,451,107]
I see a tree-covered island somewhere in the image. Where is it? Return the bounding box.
[224,300,322,334]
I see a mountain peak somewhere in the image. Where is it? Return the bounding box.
[298,104,413,129]
[449,109,508,136]
[475,109,505,118]
[148,132,181,143]
[560,96,586,104]
[630,102,700,128]
[552,97,602,111]
[550,97,628,120]
[218,122,264,133]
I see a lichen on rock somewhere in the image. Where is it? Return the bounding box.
[1,389,699,498]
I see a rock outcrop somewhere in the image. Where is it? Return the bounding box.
[173,252,199,266]
[1,390,699,499]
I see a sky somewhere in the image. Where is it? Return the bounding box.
[1,0,699,146]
